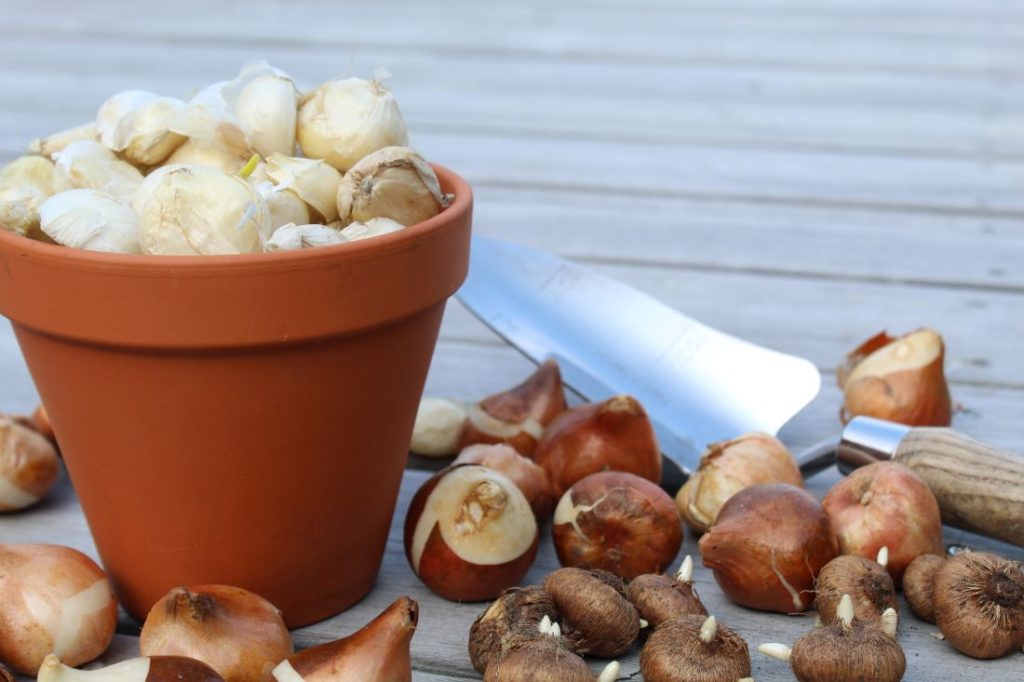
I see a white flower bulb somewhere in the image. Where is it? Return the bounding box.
[39,189,140,253]
[167,103,248,157]
[28,122,98,159]
[95,90,187,166]
[265,223,347,251]
[163,139,250,174]
[297,74,408,172]
[336,146,449,227]
[53,140,144,203]
[138,165,271,255]
[251,181,311,231]
[265,153,341,222]
[222,61,299,158]
[339,217,404,241]
[0,156,56,236]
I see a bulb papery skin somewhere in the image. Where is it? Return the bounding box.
[164,140,250,174]
[0,414,59,511]
[222,61,299,158]
[298,76,409,172]
[0,155,56,236]
[96,90,187,166]
[254,183,312,231]
[340,217,405,241]
[29,123,98,159]
[53,140,144,203]
[0,543,118,675]
[336,146,448,227]
[167,104,249,158]
[265,223,347,252]
[40,189,141,254]
[138,165,271,255]
[265,153,341,221]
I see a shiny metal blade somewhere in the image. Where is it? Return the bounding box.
[457,236,821,473]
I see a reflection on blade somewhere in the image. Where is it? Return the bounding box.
[457,236,821,473]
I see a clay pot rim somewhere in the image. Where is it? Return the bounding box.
[0,164,470,276]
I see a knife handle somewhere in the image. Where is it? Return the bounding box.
[893,428,1024,547]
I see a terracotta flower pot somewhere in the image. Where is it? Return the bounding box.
[0,166,472,627]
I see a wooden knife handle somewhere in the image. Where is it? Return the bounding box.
[893,428,1024,547]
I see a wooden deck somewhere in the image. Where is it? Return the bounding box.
[1,0,1022,679]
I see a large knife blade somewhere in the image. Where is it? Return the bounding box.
[456,236,821,474]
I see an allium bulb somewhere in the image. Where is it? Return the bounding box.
[265,223,346,252]
[265,153,341,222]
[340,217,404,241]
[40,189,140,254]
[0,155,55,236]
[96,90,187,166]
[53,140,143,203]
[138,165,270,255]
[222,61,298,158]
[297,74,409,171]
[29,123,98,159]
[336,146,449,227]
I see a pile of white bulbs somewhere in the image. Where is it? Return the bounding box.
[0,61,451,255]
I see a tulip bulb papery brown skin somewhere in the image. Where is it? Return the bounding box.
[0,414,60,511]
[272,597,417,682]
[458,360,567,457]
[699,483,838,613]
[553,471,683,580]
[640,615,752,682]
[409,397,467,458]
[0,666,11,682]
[933,551,1024,659]
[468,586,558,674]
[837,328,952,427]
[534,394,661,499]
[31,404,57,446]
[902,553,945,623]
[676,432,804,533]
[543,567,640,657]
[759,595,906,682]
[0,544,117,674]
[814,550,898,626]
[139,585,293,682]
[37,654,225,682]
[822,461,943,586]
[404,465,539,602]
[627,555,708,628]
[455,444,557,520]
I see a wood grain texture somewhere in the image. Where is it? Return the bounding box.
[896,428,1024,546]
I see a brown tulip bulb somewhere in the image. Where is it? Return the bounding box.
[903,553,945,623]
[139,585,293,682]
[38,654,224,682]
[699,483,838,613]
[837,328,952,426]
[822,461,943,585]
[455,444,557,519]
[404,465,539,602]
[468,586,558,674]
[543,567,640,657]
[760,594,904,682]
[676,432,803,533]
[627,555,707,627]
[458,360,568,456]
[641,614,751,682]
[534,395,661,498]
[553,471,683,580]
[933,552,1024,659]
[815,549,897,626]
[0,415,60,512]
[272,597,417,682]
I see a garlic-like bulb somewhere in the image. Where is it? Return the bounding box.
[96,90,187,166]
[222,61,298,158]
[189,80,229,108]
[265,153,341,221]
[336,146,449,227]
[340,217,404,241]
[265,223,347,251]
[40,189,141,254]
[166,104,248,158]
[53,140,144,203]
[297,74,408,172]
[254,182,311,230]
[29,123,98,159]
[0,156,55,236]
[165,140,250,174]
[138,165,270,255]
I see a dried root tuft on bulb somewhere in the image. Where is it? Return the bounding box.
[814,551,897,625]
[543,567,640,657]
[468,586,558,674]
